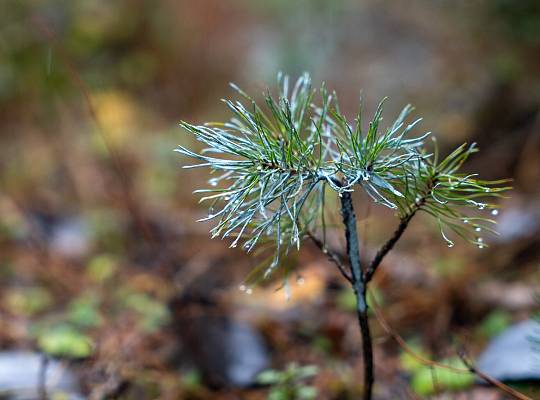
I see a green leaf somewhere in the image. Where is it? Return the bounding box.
[477,310,510,338]
[181,369,202,389]
[257,369,282,384]
[370,174,403,198]
[297,386,318,399]
[120,291,170,332]
[67,295,103,328]
[410,357,474,396]
[86,254,118,282]
[295,365,318,380]
[269,388,287,400]
[5,287,53,316]
[38,326,94,359]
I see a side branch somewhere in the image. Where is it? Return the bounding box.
[458,353,532,400]
[371,297,532,400]
[306,231,353,283]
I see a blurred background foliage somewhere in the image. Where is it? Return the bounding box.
[0,1,539,399]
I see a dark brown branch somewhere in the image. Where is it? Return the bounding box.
[357,308,373,397]
[339,191,373,400]
[306,230,352,283]
[310,187,432,400]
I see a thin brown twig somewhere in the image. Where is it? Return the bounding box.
[370,300,470,373]
[370,295,532,400]
[458,352,532,400]
[306,230,353,283]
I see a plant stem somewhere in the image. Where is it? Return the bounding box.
[339,191,373,400]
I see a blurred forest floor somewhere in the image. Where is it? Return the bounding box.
[1,1,540,399]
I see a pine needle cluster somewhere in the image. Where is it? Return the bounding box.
[176,73,510,278]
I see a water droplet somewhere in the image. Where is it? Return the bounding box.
[450,186,455,190]
[478,244,485,249]
[297,276,305,285]
[491,209,499,216]
[224,196,231,201]
[478,203,486,210]
[256,165,263,171]
[477,237,484,243]
[246,288,253,295]
[447,241,455,248]
[475,227,481,232]
[484,188,490,193]
[209,180,218,187]
[463,219,469,224]
[239,285,246,292]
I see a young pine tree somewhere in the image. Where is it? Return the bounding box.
[175,73,510,400]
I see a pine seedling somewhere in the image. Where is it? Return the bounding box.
[176,73,510,399]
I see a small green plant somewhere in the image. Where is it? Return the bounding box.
[176,73,510,399]
[257,363,318,400]
[37,324,94,359]
[410,357,474,396]
[5,286,53,316]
